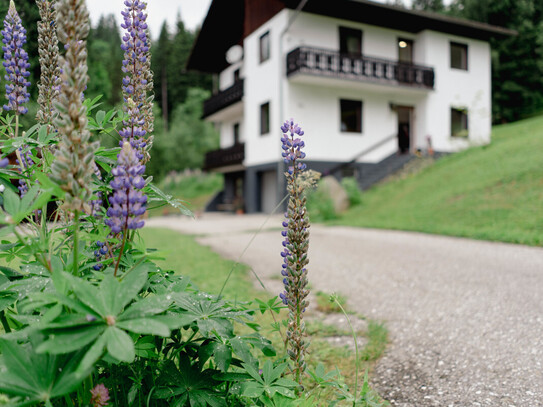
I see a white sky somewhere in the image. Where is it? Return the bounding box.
[87,0,213,39]
[86,0,453,40]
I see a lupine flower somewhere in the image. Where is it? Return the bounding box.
[0,157,8,168]
[15,146,32,197]
[90,383,110,407]
[279,119,310,387]
[105,142,147,234]
[51,0,98,213]
[36,0,61,127]
[90,163,103,216]
[120,0,152,160]
[1,0,31,115]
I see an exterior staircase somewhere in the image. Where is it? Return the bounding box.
[357,153,414,190]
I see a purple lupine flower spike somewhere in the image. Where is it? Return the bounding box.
[1,0,31,115]
[280,119,310,387]
[105,142,147,235]
[119,0,151,159]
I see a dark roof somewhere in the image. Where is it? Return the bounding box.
[187,0,516,73]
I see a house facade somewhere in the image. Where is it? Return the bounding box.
[187,0,513,213]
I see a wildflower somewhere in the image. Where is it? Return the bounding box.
[1,0,31,115]
[279,119,310,387]
[90,383,110,407]
[120,0,153,160]
[0,158,7,168]
[36,0,61,127]
[90,163,103,216]
[51,0,98,213]
[105,142,147,235]
[15,146,32,197]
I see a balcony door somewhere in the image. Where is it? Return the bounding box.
[397,106,413,154]
[339,27,362,56]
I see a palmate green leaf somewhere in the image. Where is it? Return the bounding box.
[116,318,170,337]
[121,294,172,319]
[37,324,105,354]
[0,339,91,403]
[0,290,17,311]
[213,343,232,372]
[3,187,20,218]
[105,326,135,363]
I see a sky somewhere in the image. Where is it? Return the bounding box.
[87,0,213,39]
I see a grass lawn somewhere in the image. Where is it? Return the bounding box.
[140,227,389,403]
[148,172,223,216]
[334,115,543,245]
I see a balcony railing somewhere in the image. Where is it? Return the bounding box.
[287,47,434,89]
[202,79,244,118]
[204,143,245,170]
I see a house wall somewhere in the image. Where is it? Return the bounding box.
[219,119,245,149]
[213,9,492,167]
[416,30,492,151]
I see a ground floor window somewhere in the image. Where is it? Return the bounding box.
[451,107,468,137]
[340,99,362,133]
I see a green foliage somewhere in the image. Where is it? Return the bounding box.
[306,181,338,222]
[315,291,348,314]
[335,115,543,245]
[341,177,363,207]
[147,88,219,180]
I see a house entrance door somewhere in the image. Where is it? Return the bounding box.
[397,106,413,154]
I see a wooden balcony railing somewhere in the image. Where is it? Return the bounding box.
[204,143,245,170]
[202,79,244,118]
[286,47,435,89]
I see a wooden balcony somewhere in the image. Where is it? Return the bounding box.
[202,79,244,119]
[286,47,435,89]
[204,143,245,170]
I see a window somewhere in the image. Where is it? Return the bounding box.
[339,27,362,55]
[233,68,240,82]
[451,108,468,137]
[450,42,468,70]
[398,38,413,64]
[259,31,270,63]
[233,123,240,144]
[260,102,270,135]
[340,99,362,133]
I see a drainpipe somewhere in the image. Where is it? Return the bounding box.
[277,0,309,208]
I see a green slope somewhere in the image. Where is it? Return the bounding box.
[334,115,543,245]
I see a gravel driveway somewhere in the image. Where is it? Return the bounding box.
[147,214,543,407]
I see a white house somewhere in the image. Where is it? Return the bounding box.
[187,0,514,213]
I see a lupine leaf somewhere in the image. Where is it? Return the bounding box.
[105,326,135,363]
[116,318,170,336]
[37,324,105,354]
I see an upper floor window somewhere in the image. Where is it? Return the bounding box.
[233,123,240,144]
[260,102,270,135]
[339,27,362,56]
[340,99,362,133]
[450,42,468,70]
[259,31,270,63]
[451,107,468,137]
[398,38,413,64]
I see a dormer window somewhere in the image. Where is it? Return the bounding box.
[259,31,270,63]
[339,26,362,56]
[450,42,468,70]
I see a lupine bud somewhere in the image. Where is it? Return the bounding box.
[51,0,98,213]
[120,0,153,161]
[279,119,310,387]
[1,0,30,115]
[36,0,61,127]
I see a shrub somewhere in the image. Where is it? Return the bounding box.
[342,176,363,207]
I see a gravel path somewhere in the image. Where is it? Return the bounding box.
[147,214,543,407]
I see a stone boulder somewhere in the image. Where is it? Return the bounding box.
[320,176,349,213]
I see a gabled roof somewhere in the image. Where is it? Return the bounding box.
[187,0,516,73]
